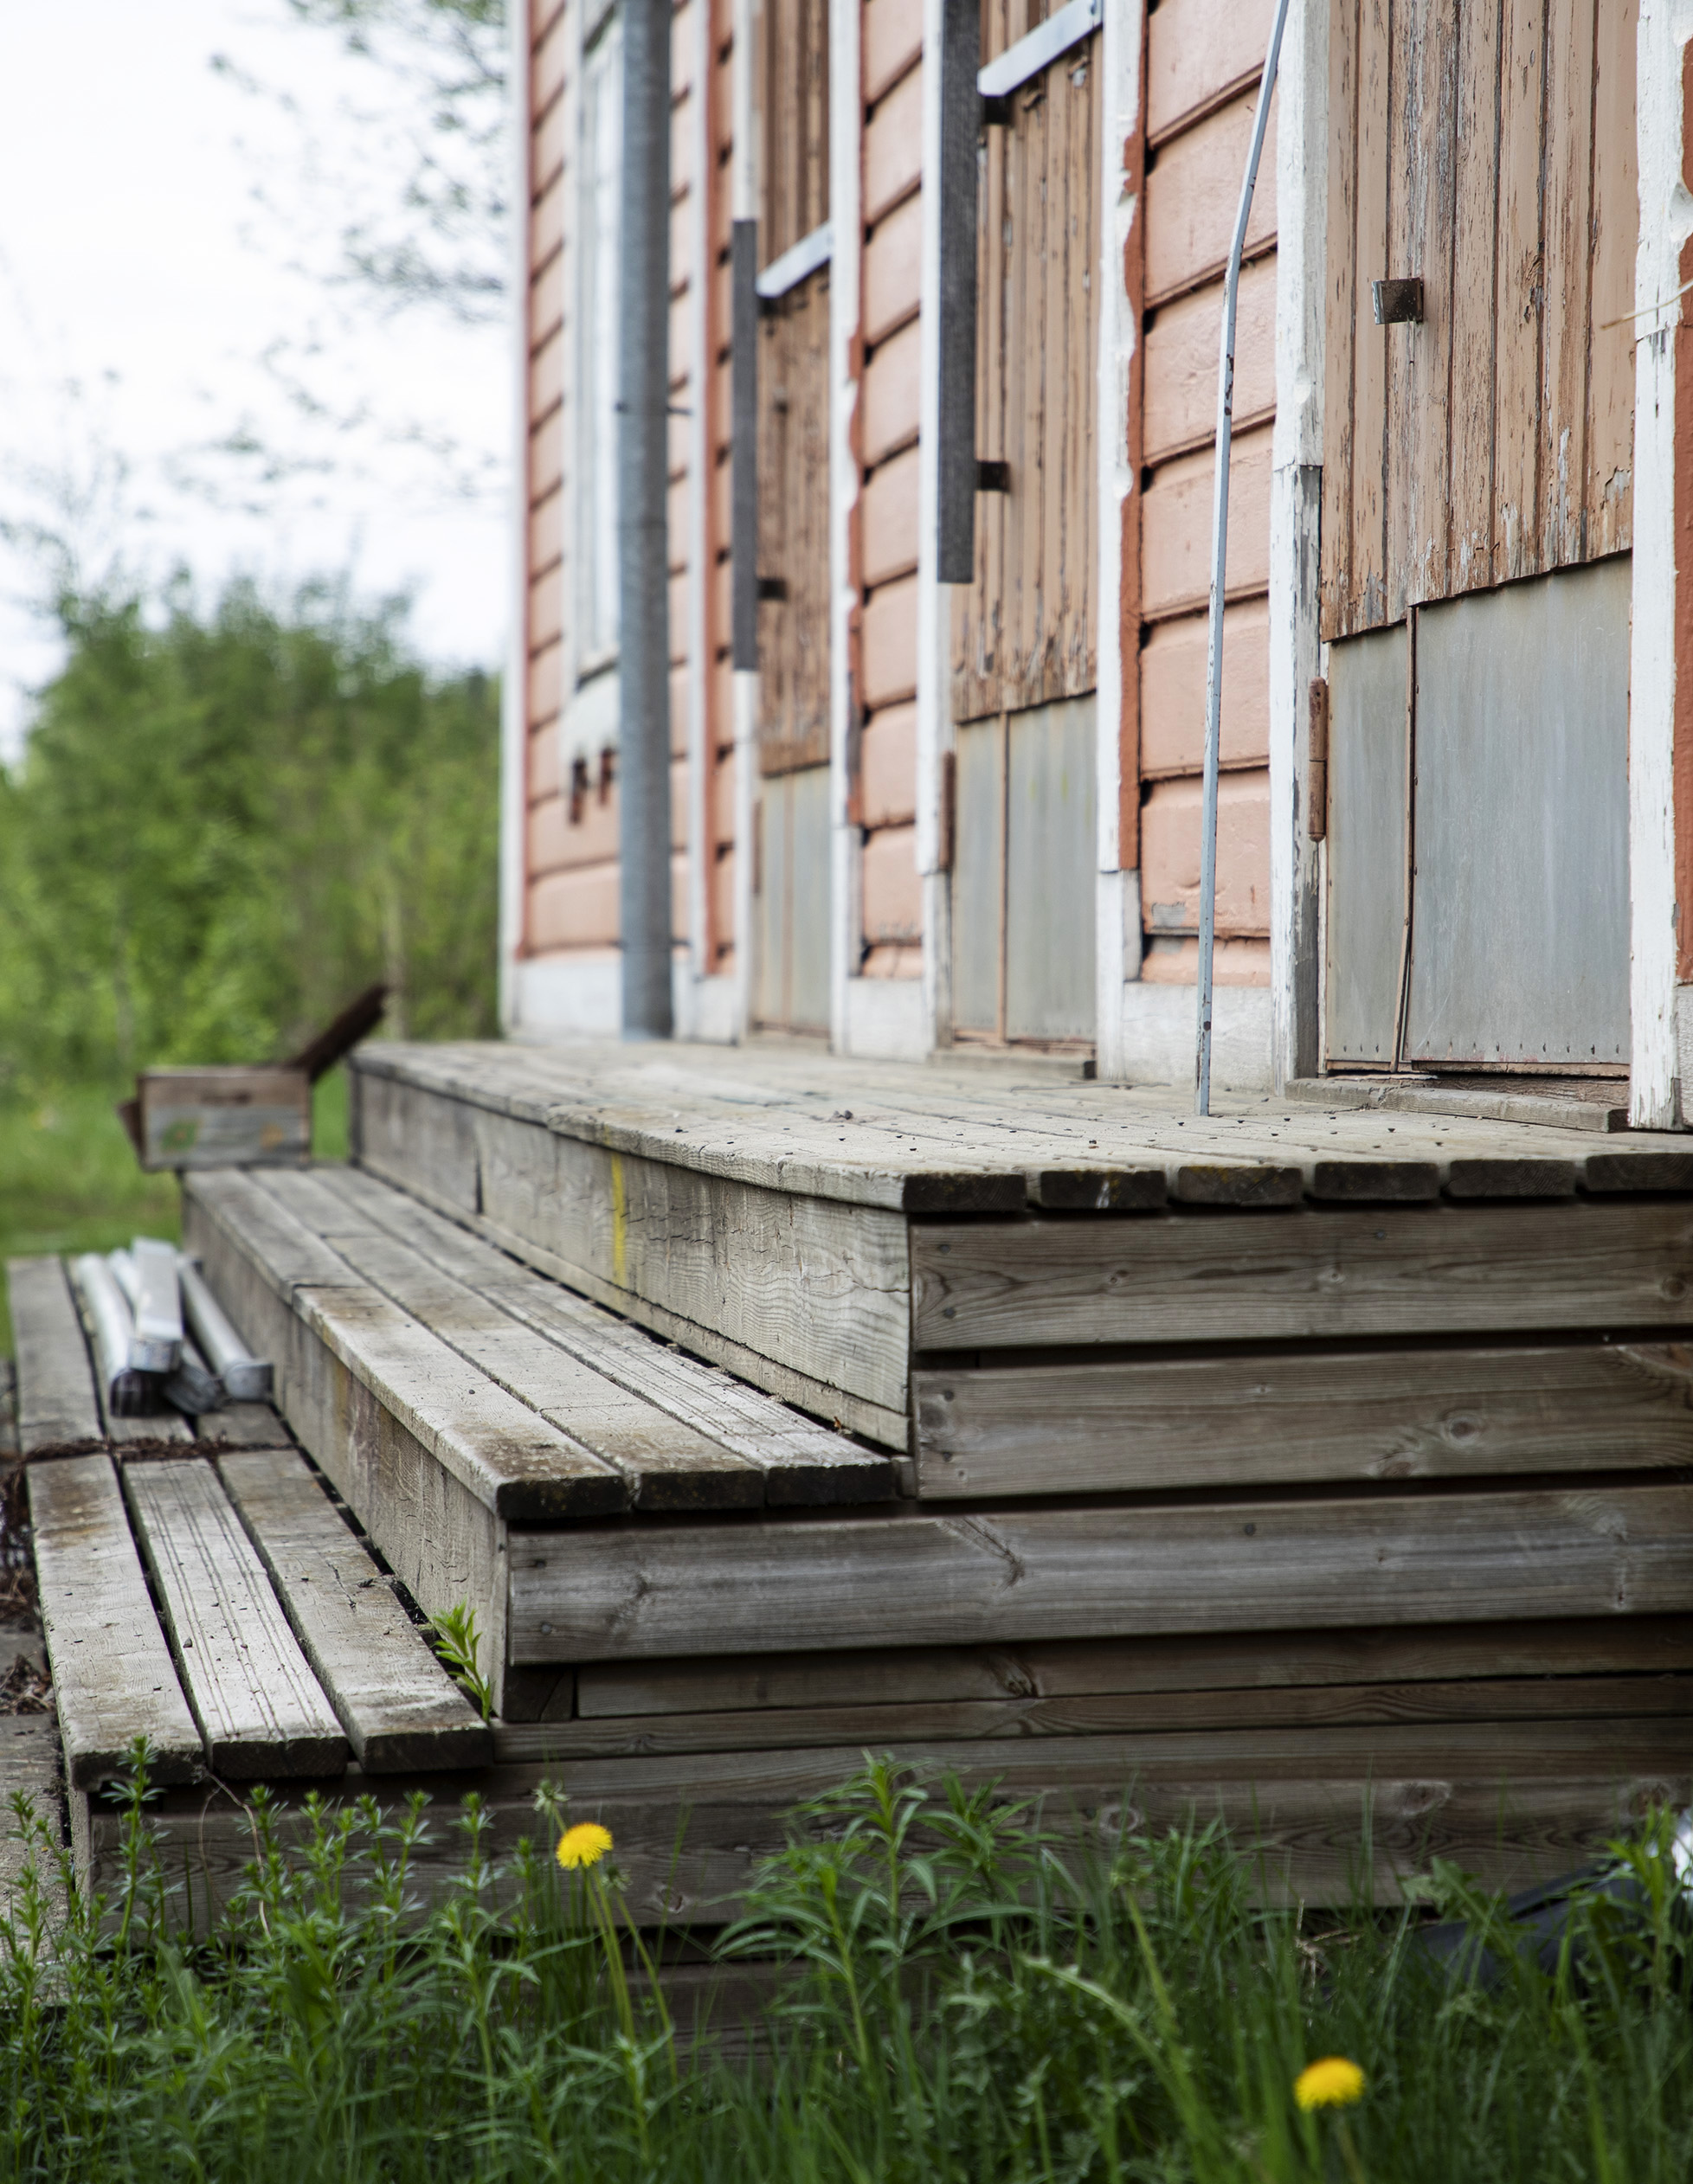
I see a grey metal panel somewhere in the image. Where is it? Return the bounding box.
[787,763,832,1032]
[1006,696,1097,1040]
[755,781,789,1027]
[1325,623,1408,1065]
[755,768,832,1032]
[952,719,1003,1033]
[1405,556,1631,1068]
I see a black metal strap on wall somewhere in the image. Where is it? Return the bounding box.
[936,0,982,586]
[731,218,759,671]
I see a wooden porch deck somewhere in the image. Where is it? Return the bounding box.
[11,1037,1693,1919]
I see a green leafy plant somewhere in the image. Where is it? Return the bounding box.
[0,1756,1688,2179]
[428,1597,493,1722]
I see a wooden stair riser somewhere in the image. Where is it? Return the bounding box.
[506,1485,1693,1662]
[914,1341,1693,1497]
[69,1727,1693,1927]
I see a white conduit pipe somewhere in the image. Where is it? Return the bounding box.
[1195,0,1291,1115]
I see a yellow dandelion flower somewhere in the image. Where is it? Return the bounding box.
[1294,2057,1365,2110]
[556,1821,614,1870]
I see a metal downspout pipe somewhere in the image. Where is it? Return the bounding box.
[618,0,674,1039]
[1195,0,1290,1114]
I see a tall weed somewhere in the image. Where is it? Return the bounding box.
[0,1750,1689,2181]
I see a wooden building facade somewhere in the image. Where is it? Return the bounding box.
[504,0,1683,1122]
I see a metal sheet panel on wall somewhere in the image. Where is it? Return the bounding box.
[1404,556,1631,1068]
[1325,624,1408,1065]
[1007,695,1096,1041]
[953,719,1004,1035]
[755,764,832,1032]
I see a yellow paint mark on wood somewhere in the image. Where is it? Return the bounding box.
[609,1153,628,1291]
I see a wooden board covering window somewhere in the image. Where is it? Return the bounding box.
[1321,0,1638,641]
[758,0,828,262]
[754,0,831,775]
[951,9,1101,725]
[756,280,832,771]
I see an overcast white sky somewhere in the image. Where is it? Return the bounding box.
[0,0,511,757]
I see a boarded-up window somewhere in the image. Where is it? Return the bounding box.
[951,7,1101,723]
[576,6,623,671]
[755,0,831,774]
[1321,0,1637,639]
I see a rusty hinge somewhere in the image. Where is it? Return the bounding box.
[1307,677,1329,841]
[937,749,956,872]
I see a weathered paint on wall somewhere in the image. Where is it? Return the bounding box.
[514,0,704,1026]
[1134,0,1279,977]
[855,1,924,985]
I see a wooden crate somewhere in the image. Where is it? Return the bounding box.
[138,1067,311,1171]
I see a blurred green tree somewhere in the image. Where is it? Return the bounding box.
[0,579,499,1098]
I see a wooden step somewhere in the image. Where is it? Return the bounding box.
[218,1446,492,1772]
[8,1258,103,1457]
[32,1435,491,1790]
[122,1460,347,1779]
[30,1455,203,1788]
[353,1039,1693,1210]
[69,1719,1693,1926]
[345,1041,1693,1451]
[183,1166,892,1517]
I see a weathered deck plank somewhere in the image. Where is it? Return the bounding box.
[508,1483,1693,1661]
[261,1170,773,1512]
[913,1341,1693,1496]
[183,1190,515,1714]
[29,1454,203,1787]
[219,1446,493,1771]
[0,1718,67,1927]
[123,1459,347,1779]
[185,1172,632,1520]
[351,1041,1693,1209]
[7,1256,103,1455]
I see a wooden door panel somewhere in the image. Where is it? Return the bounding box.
[755,271,832,772]
[951,20,1101,724]
[1320,0,1637,639]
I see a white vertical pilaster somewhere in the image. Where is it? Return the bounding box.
[1092,0,1147,1080]
[499,0,536,1033]
[1268,0,1326,1091]
[917,0,951,1054]
[828,0,864,1052]
[1631,0,1693,1127]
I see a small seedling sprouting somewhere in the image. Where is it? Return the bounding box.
[429,1600,493,1723]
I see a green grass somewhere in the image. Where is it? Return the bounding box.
[0,1754,1690,2181]
[0,1069,351,1352]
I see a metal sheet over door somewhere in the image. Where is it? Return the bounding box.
[1324,559,1631,1071]
[749,0,831,1031]
[949,8,1101,1046]
[955,697,1097,1041]
[1405,557,1631,1067]
[1325,626,1408,1064]
[756,768,832,1033]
